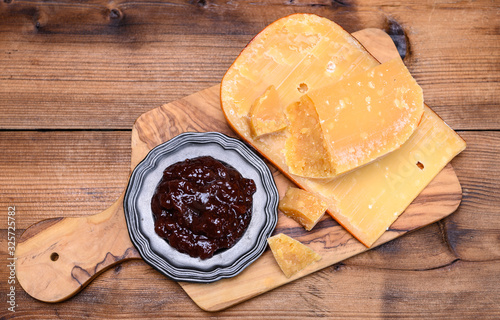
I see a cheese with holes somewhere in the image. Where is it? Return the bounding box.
[249,85,287,138]
[279,187,328,231]
[220,13,466,246]
[310,58,424,175]
[267,233,321,278]
[284,96,334,178]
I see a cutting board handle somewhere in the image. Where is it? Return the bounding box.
[15,193,140,302]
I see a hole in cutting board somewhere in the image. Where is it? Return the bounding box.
[50,252,59,261]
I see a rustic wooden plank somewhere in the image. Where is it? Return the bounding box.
[1,131,498,317]
[1,0,498,315]
[0,131,130,228]
[443,131,500,261]
[2,243,498,319]
[0,0,498,129]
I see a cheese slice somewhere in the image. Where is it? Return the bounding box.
[309,58,424,175]
[267,233,321,278]
[249,85,287,138]
[220,13,466,246]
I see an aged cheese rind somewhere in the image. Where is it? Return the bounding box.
[310,58,424,175]
[279,187,328,231]
[220,13,466,247]
[267,233,321,278]
[284,96,335,178]
[249,85,287,138]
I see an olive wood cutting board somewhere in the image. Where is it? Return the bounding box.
[15,28,463,311]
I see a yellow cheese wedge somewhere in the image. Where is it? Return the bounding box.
[279,187,328,231]
[220,13,466,246]
[267,233,321,278]
[310,58,424,175]
[284,96,334,178]
[249,85,287,138]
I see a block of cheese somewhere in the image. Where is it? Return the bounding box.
[279,187,328,231]
[309,58,424,176]
[301,106,466,246]
[267,233,321,278]
[248,85,287,138]
[284,96,334,178]
[220,13,466,246]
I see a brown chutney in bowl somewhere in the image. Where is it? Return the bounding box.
[151,156,257,260]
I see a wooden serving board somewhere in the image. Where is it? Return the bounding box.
[15,28,462,311]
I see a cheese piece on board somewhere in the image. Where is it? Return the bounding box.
[220,13,466,246]
[301,106,466,246]
[284,96,334,178]
[249,85,287,138]
[310,58,424,175]
[267,233,321,278]
[279,187,328,231]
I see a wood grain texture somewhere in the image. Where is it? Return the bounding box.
[12,28,464,308]
[443,132,500,262]
[15,194,140,302]
[0,131,131,227]
[1,0,499,318]
[1,132,499,318]
[0,0,498,130]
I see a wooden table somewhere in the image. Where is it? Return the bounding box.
[1,1,499,319]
